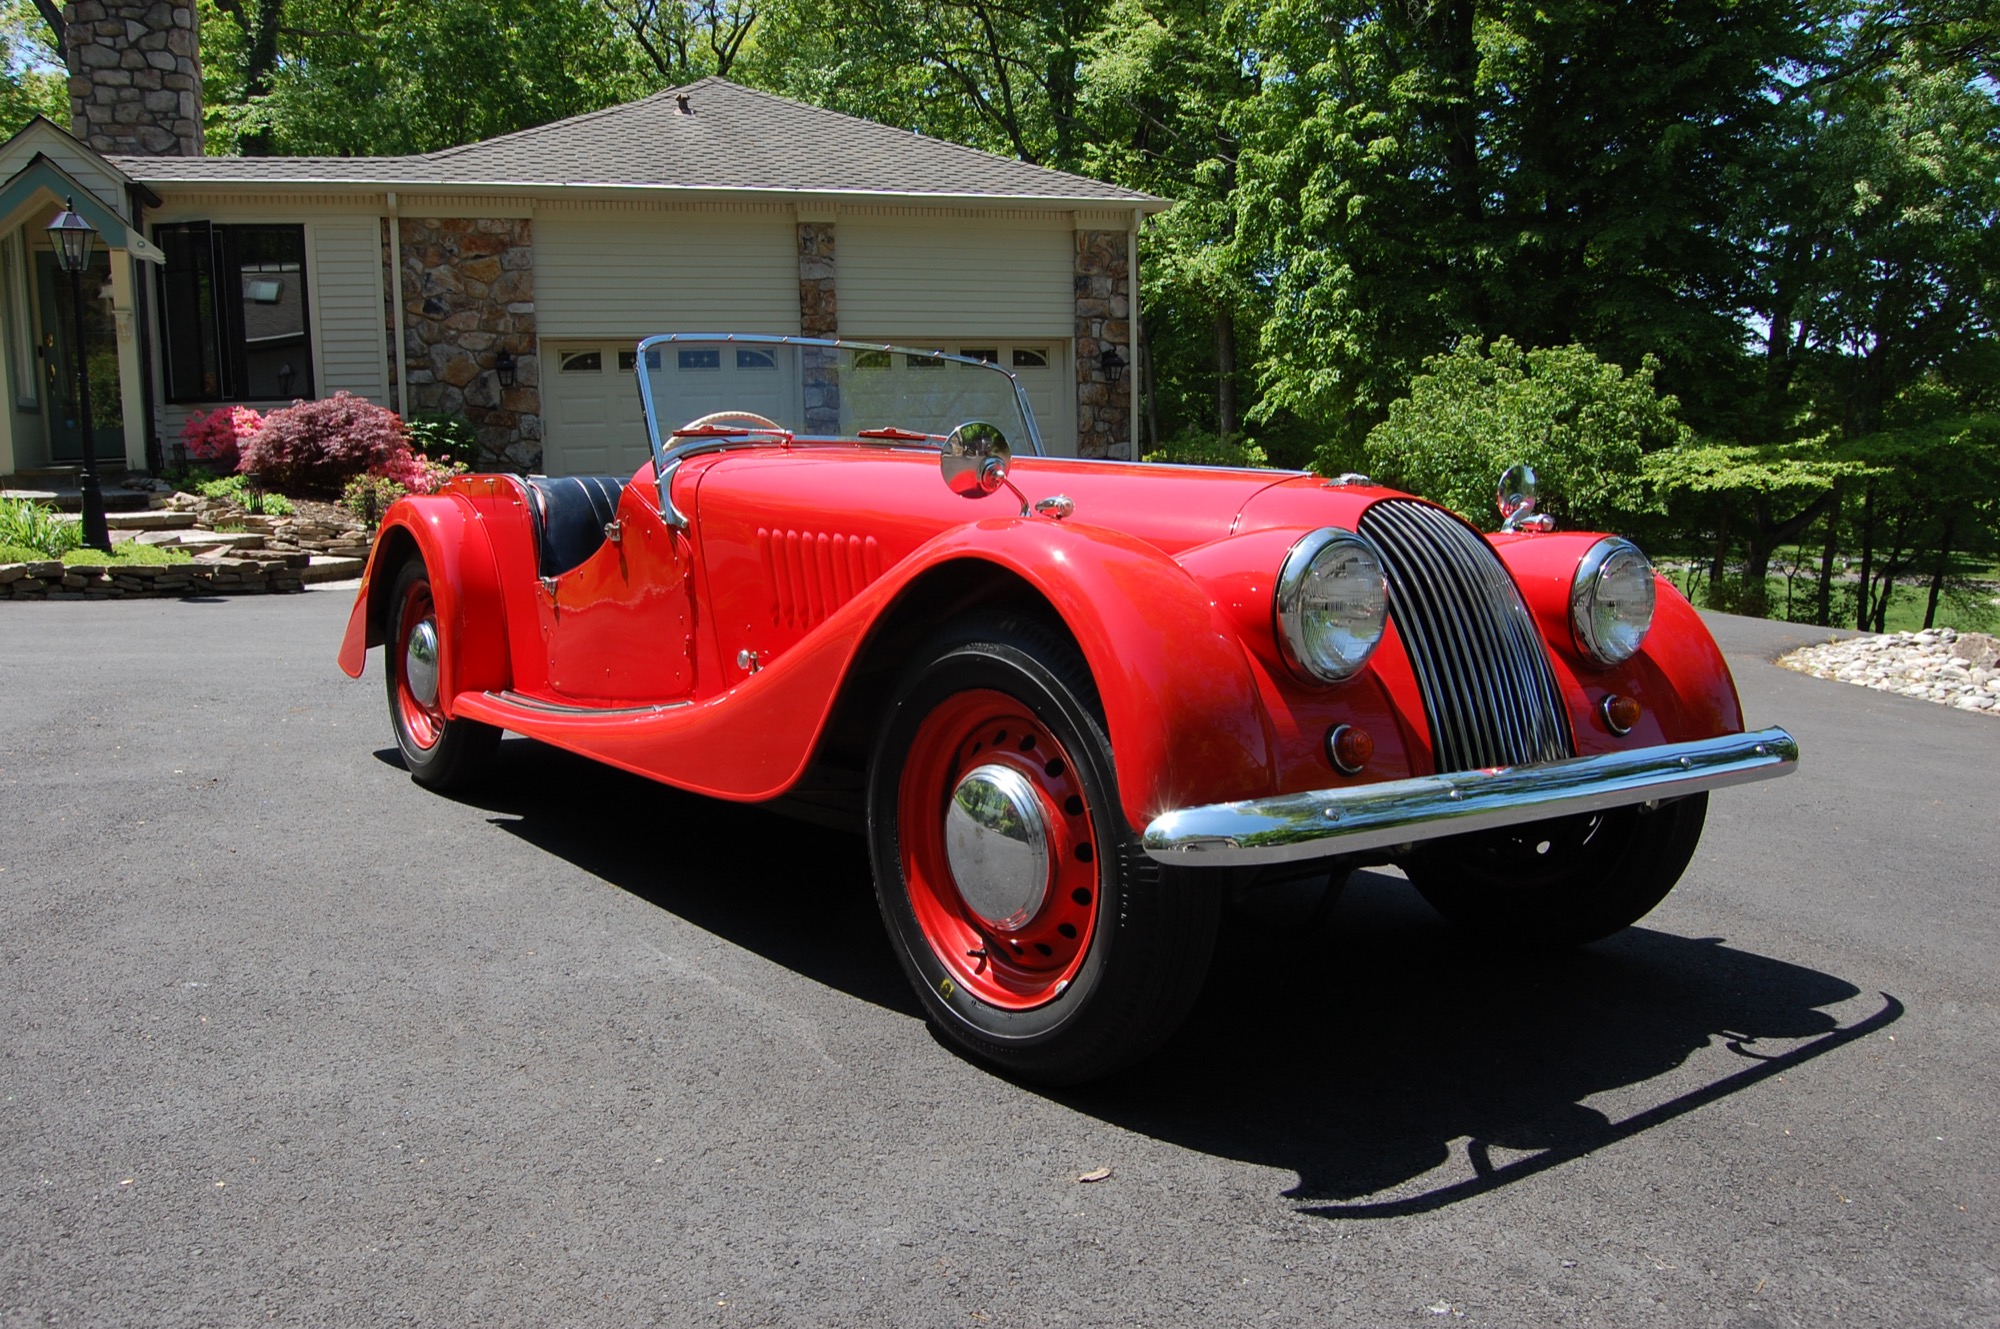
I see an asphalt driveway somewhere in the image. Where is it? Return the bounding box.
[1,591,1993,1327]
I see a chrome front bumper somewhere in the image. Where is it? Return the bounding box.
[1142,727,1798,867]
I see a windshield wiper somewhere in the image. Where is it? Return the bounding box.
[856,427,941,442]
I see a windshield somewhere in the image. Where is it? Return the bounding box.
[637,335,1042,458]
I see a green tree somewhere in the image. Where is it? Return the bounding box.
[1235,0,1820,457]
[1362,339,1686,532]
[1077,0,1265,451]
[199,0,650,156]
[0,1,65,138]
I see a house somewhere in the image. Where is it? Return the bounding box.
[0,1,1163,487]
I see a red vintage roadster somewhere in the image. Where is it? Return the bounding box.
[339,335,1797,1083]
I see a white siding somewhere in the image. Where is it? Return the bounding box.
[308,218,390,402]
[534,212,798,338]
[840,217,1073,340]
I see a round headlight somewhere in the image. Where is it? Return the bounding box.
[1274,529,1389,684]
[1570,537,1656,665]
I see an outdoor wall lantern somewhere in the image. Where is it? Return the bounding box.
[495,348,517,389]
[1098,346,1126,384]
[47,196,110,552]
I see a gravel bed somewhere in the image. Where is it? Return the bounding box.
[1779,626,2000,716]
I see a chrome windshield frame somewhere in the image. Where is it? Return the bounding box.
[633,333,1046,528]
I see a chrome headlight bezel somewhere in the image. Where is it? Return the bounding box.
[1570,537,1657,666]
[1273,528,1390,685]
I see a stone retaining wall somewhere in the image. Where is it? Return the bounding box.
[2,555,306,599]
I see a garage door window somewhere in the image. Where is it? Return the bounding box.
[560,350,602,373]
[1012,348,1049,368]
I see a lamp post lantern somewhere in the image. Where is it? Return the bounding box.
[47,197,109,552]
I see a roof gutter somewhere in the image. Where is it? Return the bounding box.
[119,176,1172,215]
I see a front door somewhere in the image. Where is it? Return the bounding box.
[36,249,123,464]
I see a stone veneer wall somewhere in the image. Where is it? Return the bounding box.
[1074,231,1132,459]
[798,223,840,434]
[65,0,203,156]
[399,218,543,472]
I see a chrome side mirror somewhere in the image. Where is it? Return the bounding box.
[941,422,1012,498]
[1497,463,1553,532]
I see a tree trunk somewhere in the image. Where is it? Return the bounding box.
[1815,479,1841,626]
[1923,515,1957,630]
[1855,479,1876,631]
[1706,508,1731,608]
[1138,324,1159,456]
[1215,305,1238,440]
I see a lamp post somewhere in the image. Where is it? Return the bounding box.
[48,197,109,552]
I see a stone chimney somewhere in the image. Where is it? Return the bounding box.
[64,0,203,157]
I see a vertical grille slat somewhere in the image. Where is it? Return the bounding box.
[1359,500,1575,773]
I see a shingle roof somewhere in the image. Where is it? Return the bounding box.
[111,78,1159,206]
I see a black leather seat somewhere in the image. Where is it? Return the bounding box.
[523,476,625,578]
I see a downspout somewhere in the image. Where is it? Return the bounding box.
[387,191,408,413]
[1128,208,1141,460]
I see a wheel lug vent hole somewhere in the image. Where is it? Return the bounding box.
[1034,943,1053,957]
[992,730,1007,745]
[1071,888,1092,906]
[1056,923,1077,940]
[1064,795,1084,817]
[1043,758,1065,778]
[1074,844,1093,863]
[1018,734,1037,751]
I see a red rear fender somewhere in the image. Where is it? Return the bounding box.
[335,494,512,711]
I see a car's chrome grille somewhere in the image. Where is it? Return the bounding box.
[1357,499,1575,772]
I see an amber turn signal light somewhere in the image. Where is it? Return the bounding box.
[1327,723,1374,775]
[1602,694,1642,735]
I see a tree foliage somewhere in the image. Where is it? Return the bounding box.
[1363,339,1685,532]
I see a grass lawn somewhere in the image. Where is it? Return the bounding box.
[0,541,191,567]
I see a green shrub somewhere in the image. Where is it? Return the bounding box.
[196,473,250,503]
[404,413,480,468]
[1355,339,1686,531]
[0,498,83,557]
[194,472,295,516]
[341,473,406,525]
[1143,430,1272,469]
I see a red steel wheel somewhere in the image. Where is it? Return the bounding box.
[384,559,500,790]
[897,688,1101,1010]
[392,574,446,752]
[868,613,1221,1084]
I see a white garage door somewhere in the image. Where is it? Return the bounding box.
[866,340,1074,457]
[539,343,655,477]
[539,338,1075,475]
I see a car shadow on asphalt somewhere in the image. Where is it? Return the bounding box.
[1058,869,1901,1218]
[403,738,1900,1219]
[395,737,920,1019]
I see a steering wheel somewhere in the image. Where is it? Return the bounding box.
[678,410,784,433]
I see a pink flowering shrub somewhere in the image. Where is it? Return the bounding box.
[179,406,264,469]
[374,446,468,496]
[236,392,406,495]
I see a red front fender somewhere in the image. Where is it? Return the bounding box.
[335,494,512,713]
[897,519,1277,831]
[1490,531,1745,748]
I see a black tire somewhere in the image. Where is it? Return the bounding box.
[385,558,501,791]
[867,613,1221,1084]
[1405,792,1708,947]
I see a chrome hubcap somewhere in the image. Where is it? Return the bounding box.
[944,763,1051,932]
[404,619,440,709]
